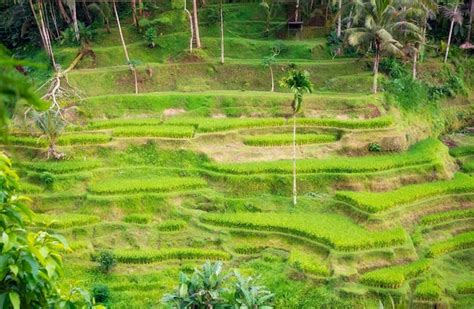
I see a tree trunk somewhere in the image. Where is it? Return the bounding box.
[336,0,342,37]
[295,0,300,22]
[412,49,417,80]
[373,44,380,94]
[131,0,138,29]
[184,0,194,52]
[346,8,353,29]
[57,0,71,24]
[113,0,138,94]
[270,66,274,92]
[67,0,80,41]
[220,0,224,64]
[444,5,457,63]
[192,0,202,48]
[30,0,57,68]
[292,113,297,206]
[466,0,473,43]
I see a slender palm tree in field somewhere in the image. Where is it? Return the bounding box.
[347,0,418,93]
[280,67,313,206]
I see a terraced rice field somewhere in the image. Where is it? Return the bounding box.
[2,5,473,307]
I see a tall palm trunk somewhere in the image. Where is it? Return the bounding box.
[57,0,71,24]
[270,66,274,92]
[373,43,380,94]
[184,0,194,51]
[192,0,202,48]
[292,113,297,206]
[466,0,473,44]
[337,0,342,37]
[113,0,138,94]
[444,5,458,63]
[412,49,417,79]
[30,0,57,68]
[220,0,224,64]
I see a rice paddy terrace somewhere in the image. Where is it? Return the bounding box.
[3,3,474,308]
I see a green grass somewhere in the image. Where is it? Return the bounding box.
[209,138,444,175]
[112,125,195,138]
[336,173,474,213]
[427,231,474,257]
[288,249,330,276]
[32,213,100,229]
[201,212,407,251]
[243,133,337,146]
[420,208,474,225]
[114,248,231,264]
[88,177,207,195]
[414,281,442,301]
[359,259,431,288]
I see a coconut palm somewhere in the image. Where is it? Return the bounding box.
[280,66,313,206]
[443,1,463,62]
[347,0,417,93]
[32,109,66,160]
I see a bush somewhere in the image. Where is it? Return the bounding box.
[368,142,381,152]
[39,172,55,188]
[91,284,110,305]
[360,259,431,288]
[415,281,441,301]
[336,173,474,213]
[96,251,117,274]
[144,27,157,48]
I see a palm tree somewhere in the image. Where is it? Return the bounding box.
[112,0,138,94]
[32,110,66,160]
[347,0,414,93]
[192,0,202,48]
[443,1,463,62]
[280,67,313,206]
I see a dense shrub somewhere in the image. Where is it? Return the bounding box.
[91,284,110,305]
[39,172,55,188]
[96,251,117,274]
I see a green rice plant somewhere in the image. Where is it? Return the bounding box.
[336,173,474,213]
[288,250,330,276]
[88,177,207,195]
[456,281,474,294]
[87,118,164,129]
[462,160,474,173]
[164,116,393,133]
[23,160,101,174]
[420,208,474,225]
[32,213,100,229]
[201,212,407,251]
[414,281,442,301]
[8,133,111,146]
[114,248,231,264]
[123,213,153,224]
[209,138,444,175]
[156,220,187,231]
[113,125,195,138]
[360,259,431,288]
[243,133,337,147]
[233,244,267,254]
[57,133,112,145]
[18,182,43,193]
[449,146,474,157]
[427,231,474,257]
